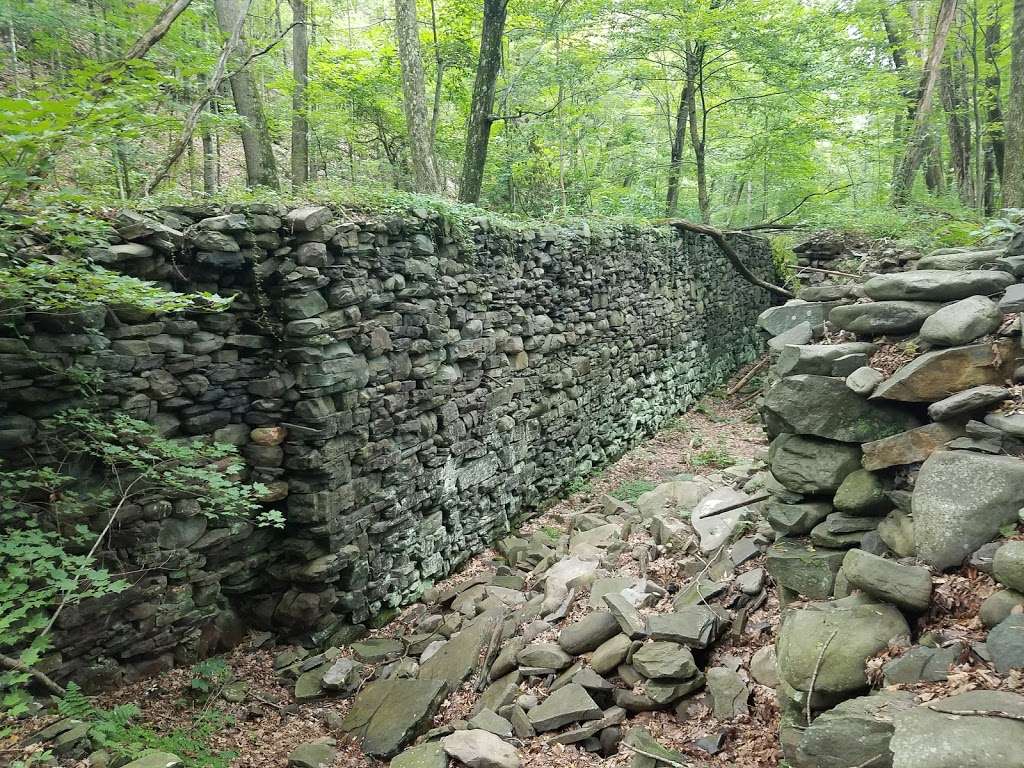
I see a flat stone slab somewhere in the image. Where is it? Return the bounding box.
[872,341,1018,403]
[863,270,1014,302]
[829,301,940,335]
[861,423,965,471]
[646,606,720,649]
[342,678,448,758]
[890,690,1024,768]
[419,608,503,689]
[764,375,920,443]
[527,683,602,732]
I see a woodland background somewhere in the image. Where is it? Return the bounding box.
[0,0,1022,243]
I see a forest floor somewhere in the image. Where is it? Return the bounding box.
[8,369,779,768]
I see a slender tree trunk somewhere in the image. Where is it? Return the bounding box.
[1006,0,1024,207]
[144,0,254,195]
[942,58,973,203]
[124,0,193,60]
[394,0,441,193]
[984,12,1005,184]
[685,43,710,223]
[428,0,444,155]
[213,0,279,189]
[290,0,309,189]
[891,0,959,205]
[459,0,509,204]
[665,82,690,217]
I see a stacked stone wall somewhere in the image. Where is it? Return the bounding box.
[0,203,773,687]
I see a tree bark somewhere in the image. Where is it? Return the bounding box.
[984,14,1005,182]
[290,0,309,189]
[665,82,690,217]
[685,44,710,223]
[394,0,441,193]
[124,0,193,61]
[459,0,509,204]
[891,0,959,205]
[214,0,279,189]
[1002,0,1023,207]
[942,57,973,203]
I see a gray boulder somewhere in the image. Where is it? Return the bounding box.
[829,301,940,335]
[646,606,720,649]
[919,295,1002,347]
[769,434,862,495]
[987,614,1024,673]
[993,541,1024,592]
[557,612,620,655]
[796,691,915,768]
[442,730,519,768]
[777,597,910,699]
[861,423,965,471]
[863,270,1014,302]
[913,450,1024,570]
[706,667,748,719]
[766,500,833,535]
[833,470,889,516]
[764,375,920,443]
[980,589,1024,627]
[1001,283,1024,312]
[845,366,884,396]
[890,690,1024,768]
[927,385,1009,421]
[759,302,842,336]
[918,248,1005,270]
[841,549,932,613]
[985,412,1024,438]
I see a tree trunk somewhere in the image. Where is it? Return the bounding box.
[942,57,973,203]
[143,0,254,195]
[213,0,279,189]
[984,14,1005,183]
[665,83,690,217]
[459,0,509,204]
[685,44,710,223]
[394,0,441,193]
[891,0,959,205]
[124,0,193,61]
[1006,0,1024,207]
[290,0,309,189]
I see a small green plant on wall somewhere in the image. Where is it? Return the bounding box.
[0,409,280,718]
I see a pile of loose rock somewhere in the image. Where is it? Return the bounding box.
[757,236,1024,767]
[264,469,780,768]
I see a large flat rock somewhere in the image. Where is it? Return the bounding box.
[769,434,862,495]
[764,375,920,443]
[890,691,1024,768]
[861,423,965,471]
[829,301,940,335]
[863,270,1014,302]
[342,678,448,758]
[872,341,1018,403]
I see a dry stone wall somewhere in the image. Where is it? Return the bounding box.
[0,202,773,687]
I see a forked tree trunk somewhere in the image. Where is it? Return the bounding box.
[685,44,710,223]
[214,0,279,189]
[394,0,441,193]
[892,0,959,205]
[290,0,309,189]
[459,0,509,204]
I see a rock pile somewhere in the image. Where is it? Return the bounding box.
[269,471,777,766]
[757,235,1024,767]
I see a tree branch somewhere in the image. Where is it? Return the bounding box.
[0,654,66,697]
[667,219,795,299]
